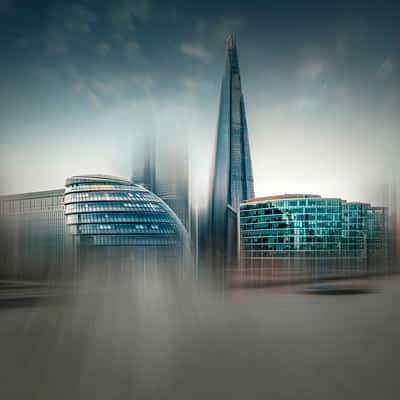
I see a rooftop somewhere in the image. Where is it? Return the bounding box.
[65,174,132,186]
[244,194,321,203]
[0,188,64,200]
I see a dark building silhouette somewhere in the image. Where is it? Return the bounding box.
[131,128,191,246]
[131,129,157,193]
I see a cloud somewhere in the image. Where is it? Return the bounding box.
[182,78,212,92]
[44,27,69,56]
[180,41,211,64]
[335,35,345,56]
[63,5,96,33]
[334,20,368,57]
[109,0,152,30]
[293,96,320,112]
[90,78,127,102]
[42,3,96,57]
[130,75,154,96]
[195,19,208,35]
[96,41,112,57]
[88,73,153,103]
[335,87,347,101]
[167,8,177,24]
[125,40,141,57]
[377,56,396,78]
[110,8,137,31]
[87,90,101,108]
[111,33,141,58]
[30,65,61,86]
[300,58,324,80]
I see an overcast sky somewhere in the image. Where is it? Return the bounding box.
[0,0,399,207]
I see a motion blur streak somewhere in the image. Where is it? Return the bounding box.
[0,270,399,399]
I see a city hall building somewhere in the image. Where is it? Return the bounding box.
[239,194,388,278]
[0,175,190,282]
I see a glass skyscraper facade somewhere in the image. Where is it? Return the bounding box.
[240,194,388,278]
[209,35,254,270]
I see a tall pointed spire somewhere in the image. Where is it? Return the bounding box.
[208,34,255,271]
[226,33,235,50]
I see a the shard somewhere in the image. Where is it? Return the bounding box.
[209,34,255,270]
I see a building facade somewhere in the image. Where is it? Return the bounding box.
[209,34,255,271]
[131,128,157,193]
[0,189,74,281]
[239,194,388,279]
[155,156,190,237]
[0,175,190,281]
[131,121,191,243]
[64,175,188,248]
[341,202,369,259]
[367,206,389,259]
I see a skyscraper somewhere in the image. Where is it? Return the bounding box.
[131,128,156,193]
[131,127,192,250]
[209,34,255,271]
[155,149,190,233]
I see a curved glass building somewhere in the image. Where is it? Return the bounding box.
[64,175,188,249]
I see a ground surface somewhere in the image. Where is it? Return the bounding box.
[0,275,399,400]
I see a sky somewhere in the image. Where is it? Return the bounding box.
[0,0,399,207]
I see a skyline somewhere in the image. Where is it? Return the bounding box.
[0,0,399,209]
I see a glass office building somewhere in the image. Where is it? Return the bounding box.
[0,175,190,281]
[64,175,188,248]
[341,202,369,259]
[240,194,388,278]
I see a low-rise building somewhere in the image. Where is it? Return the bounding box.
[239,194,388,278]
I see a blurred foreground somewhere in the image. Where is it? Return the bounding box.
[0,272,399,400]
